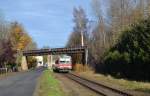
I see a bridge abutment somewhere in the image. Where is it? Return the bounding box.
[21,56,28,70]
[47,55,53,69]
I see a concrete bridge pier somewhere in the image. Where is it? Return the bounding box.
[21,56,28,71]
[47,55,53,69]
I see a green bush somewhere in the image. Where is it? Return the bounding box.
[103,17,150,81]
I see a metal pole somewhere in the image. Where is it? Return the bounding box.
[85,48,88,65]
[50,55,53,68]
[81,30,84,46]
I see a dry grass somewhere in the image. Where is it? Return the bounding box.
[79,71,150,95]
[73,64,92,72]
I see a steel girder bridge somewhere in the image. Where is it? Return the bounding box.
[21,46,88,70]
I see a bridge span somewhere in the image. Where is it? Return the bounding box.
[21,46,88,70]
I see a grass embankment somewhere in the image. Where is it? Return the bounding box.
[79,71,150,94]
[36,70,65,96]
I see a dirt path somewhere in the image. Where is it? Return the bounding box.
[54,73,101,96]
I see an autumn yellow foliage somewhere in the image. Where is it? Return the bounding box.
[10,22,32,50]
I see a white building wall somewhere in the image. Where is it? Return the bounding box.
[35,56,43,67]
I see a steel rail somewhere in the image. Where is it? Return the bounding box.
[64,73,133,96]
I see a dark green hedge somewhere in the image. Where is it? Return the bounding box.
[103,18,150,81]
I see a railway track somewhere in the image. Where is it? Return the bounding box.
[64,73,133,96]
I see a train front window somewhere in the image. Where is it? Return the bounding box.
[59,61,70,64]
[59,61,66,64]
[66,61,70,63]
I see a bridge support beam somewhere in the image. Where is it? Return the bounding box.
[21,56,28,71]
[47,55,53,69]
[85,49,88,65]
[82,49,88,65]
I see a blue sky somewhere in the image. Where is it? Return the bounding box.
[0,0,94,48]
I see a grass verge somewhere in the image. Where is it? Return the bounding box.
[35,69,65,96]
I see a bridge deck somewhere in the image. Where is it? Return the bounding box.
[23,46,87,56]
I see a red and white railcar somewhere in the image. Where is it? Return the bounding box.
[52,55,72,72]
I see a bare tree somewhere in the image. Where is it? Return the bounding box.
[145,0,150,16]
[89,0,109,64]
[67,7,89,47]
[0,18,15,68]
[91,0,106,47]
[66,6,89,64]
[108,0,132,44]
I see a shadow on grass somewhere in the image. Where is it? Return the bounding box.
[134,88,150,94]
